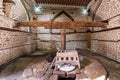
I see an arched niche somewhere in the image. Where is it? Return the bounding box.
[1,0,15,17]
[0,0,4,15]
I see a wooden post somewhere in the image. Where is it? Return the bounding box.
[87,16,91,49]
[61,29,66,50]
[88,31,91,49]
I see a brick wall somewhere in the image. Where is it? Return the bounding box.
[0,0,37,66]
[0,17,37,66]
[37,9,88,50]
[0,28,36,65]
[90,0,120,62]
[96,0,120,21]
[91,0,120,21]
[91,29,120,62]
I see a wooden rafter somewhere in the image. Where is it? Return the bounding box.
[17,21,107,29]
[35,0,92,6]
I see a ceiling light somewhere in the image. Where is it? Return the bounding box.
[82,9,88,15]
[81,7,89,16]
[34,6,43,14]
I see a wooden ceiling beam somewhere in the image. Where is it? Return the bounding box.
[35,0,92,6]
[17,21,107,29]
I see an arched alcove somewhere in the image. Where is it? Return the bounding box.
[0,0,4,15]
[2,0,15,17]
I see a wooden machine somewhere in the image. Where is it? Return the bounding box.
[17,19,107,79]
[51,50,80,78]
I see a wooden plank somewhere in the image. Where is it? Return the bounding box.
[17,21,107,29]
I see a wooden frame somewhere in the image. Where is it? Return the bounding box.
[17,21,107,29]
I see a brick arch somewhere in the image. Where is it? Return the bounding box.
[3,0,15,4]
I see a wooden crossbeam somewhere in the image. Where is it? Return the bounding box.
[17,21,107,29]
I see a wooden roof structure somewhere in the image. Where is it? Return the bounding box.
[35,0,92,6]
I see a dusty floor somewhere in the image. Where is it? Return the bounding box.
[0,49,120,80]
[77,49,120,80]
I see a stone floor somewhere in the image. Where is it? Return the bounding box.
[77,49,120,80]
[0,49,119,80]
[0,51,52,80]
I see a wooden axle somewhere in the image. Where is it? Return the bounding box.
[16,21,107,50]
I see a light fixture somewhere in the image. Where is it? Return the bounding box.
[81,7,89,16]
[34,5,43,14]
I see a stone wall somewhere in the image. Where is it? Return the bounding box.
[37,32,88,50]
[0,16,37,66]
[0,0,37,66]
[0,28,37,65]
[90,0,120,62]
[91,28,120,62]
[37,9,88,50]
[91,0,120,21]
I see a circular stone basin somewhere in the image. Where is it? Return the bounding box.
[57,63,76,72]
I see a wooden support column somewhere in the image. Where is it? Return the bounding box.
[87,16,91,49]
[61,29,66,50]
[88,31,91,49]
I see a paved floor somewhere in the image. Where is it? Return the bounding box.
[0,49,119,80]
